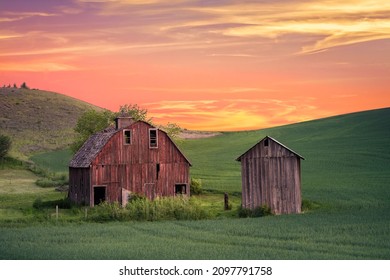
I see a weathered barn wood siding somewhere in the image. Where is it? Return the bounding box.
[238,137,303,214]
[68,167,91,205]
[69,121,190,206]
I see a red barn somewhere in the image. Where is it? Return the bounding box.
[68,117,191,206]
[236,136,304,214]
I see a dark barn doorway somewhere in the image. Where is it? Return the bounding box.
[93,186,106,206]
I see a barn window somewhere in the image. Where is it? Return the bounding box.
[149,128,158,148]
[264,138,269,146]
[123,129,132,145]
[175,184,187,195]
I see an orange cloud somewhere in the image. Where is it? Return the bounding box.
[185,1,390,54]
[145,98,331,131]
[0,11,56,22]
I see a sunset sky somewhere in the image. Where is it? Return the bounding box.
[1,0,389,131]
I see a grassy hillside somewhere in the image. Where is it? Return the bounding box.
[0,87,102,159]
[1,107,389,259]
[182,107,390,198]
[30,107,390,207]
[28,107,390,214]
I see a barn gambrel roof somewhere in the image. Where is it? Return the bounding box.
[236,136,305,161]
[69,121,191,168]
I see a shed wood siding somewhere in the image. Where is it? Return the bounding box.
[238,136,303,214]
[68,121,190,206]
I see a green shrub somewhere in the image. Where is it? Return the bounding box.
[238,204,273,218]
[252,205,272,217]
[128,193,146,203]
[33,198,44,210]
[126,198,150,221]
[28,163,49,177]
[36,178,56,188]
[87,196,211,222]
[88,201,124,222]
[0,156,25,169]
[34,171,68,188]
[301,199,321,212]
[238,206,252,218]
[190,178,203,195]
[33,197,72,210]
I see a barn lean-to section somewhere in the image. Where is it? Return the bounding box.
[237,136,304,214]
[68,117,191,206]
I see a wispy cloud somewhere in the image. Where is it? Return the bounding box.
[0,62,79,72]
[184,1,390,54]
[331,94,358,98]
[76,0,171,3]
[0,33,23,40]
[129,87,275,94]
[0,44,94,57]
[0,11,57,22]
[207,53,257,58]
[4,0,389,59]
[145,98,330,131]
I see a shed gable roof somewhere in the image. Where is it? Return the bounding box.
[69,121,191,168]
[236,136,305,161]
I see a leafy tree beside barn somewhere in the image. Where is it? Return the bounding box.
[70,109,114,153]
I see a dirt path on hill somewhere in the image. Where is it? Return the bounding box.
[179,131,222,139]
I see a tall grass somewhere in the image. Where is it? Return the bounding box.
[88,196,211,222]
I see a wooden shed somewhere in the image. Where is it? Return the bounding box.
[236,136,304,214]
[68,117,191,206]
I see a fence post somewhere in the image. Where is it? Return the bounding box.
[224,193,229,210]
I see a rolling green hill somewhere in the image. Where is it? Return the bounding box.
[31,107,390,211]
[1,100,389,259]
[0,87,102,159]
[175,107,390,229]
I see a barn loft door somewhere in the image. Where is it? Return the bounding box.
[93,186,106,206]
